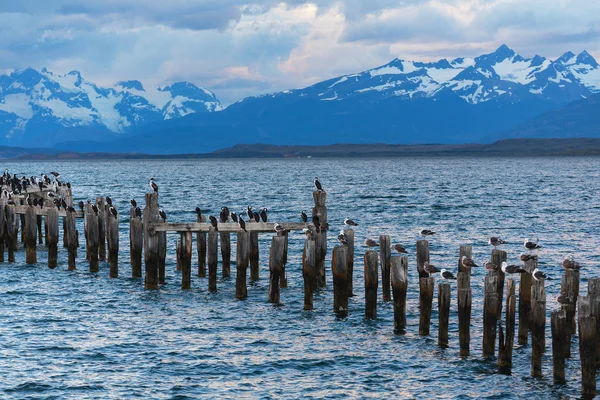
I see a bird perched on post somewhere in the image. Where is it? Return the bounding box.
[420,229,435,236]
[423,261,440,274]
[440,269,457,280]
[520,254,537,262]
[485,260,499,272]
[392,244,408,254]
[344,218,358,228]
[252,211,260,223]
[135,207,142,219]
[524,239,541,251]
[532,268,551,281]
[260,208,268,223]
[274,223,284,234]
[461,256,480,269]
[562,256,582,270]
[158,209,166,222]
[149,178,158,193]
[220,207,229,223]
[556,294,572,305]
[489,237,506,248]
[501,262,527,274]
[106,196,112,206]
[109,206,118,217]
[364,238,378,250]
[312,215,321,233]
[209,215,218,231]
[301,210,308,223]
[338,232,348,245]
[91,204,99,215]
[314,177,324,192]
[230,212,238,223]
[247,206,253,221]
[238,216,247,232]
[78,201,84,211]
[130,199,137,208]
[195,207,202,219]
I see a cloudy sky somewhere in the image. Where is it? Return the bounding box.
[1,0,599,104]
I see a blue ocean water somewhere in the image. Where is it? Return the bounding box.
[0,157,599,399]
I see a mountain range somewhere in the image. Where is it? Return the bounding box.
[1,44,599,153]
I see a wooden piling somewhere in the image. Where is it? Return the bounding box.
[106,208,119,278]
[498,279,516,369]
[207,228,218,292]
[129,207,143,278]
[379,235,391,301]
[518,257,536,345]
[143,192,160,289]
[438,282,450,347]
[551,309,568,383]
[158,230,166,284]
[181,232,192,289]
[578,298,597,397]
[482,275,498,358]
[313,191,327,287]
[490,250,506,318]
[457,260,472,357]
[176,239,182,271]
[197,214,207,277]
[0,202,5,263]
[302,236,317,310]
[531,279,546,377]
[24,206,37,264]
[268,235,286,303]
[416,240,429,278]
[65,209,77,270]
[343,229,355,296]
[561,269,580,338]
[235,231,249,300]
[364,250,378,319]
[37,215,43,244]
[419,277,435,336]
[46,208,59,269]
[391,256,408,333]
[588,278,600,367]
[249,231,259,281]
[86,204,100,273]
[332,245,349,317]
[220,232,231,278]
[96,197,106,261]
[5,204,15,262]
[280,230,288,288]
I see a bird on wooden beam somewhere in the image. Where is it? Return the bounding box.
[209,215,218,231]
[195,207,202,219]
[91,204,99,215]
[67,206,76,213]
[149,177,158,193]
[158,209,166,223]
[253,211,260,223]
[300,210,308,223]
[260,208,268,223]
[238,216,247,232]
[78,201,84,211]
[274,223,284,234]
[230,212,238,223]
[247,206,253,221]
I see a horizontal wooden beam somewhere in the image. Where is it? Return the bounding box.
[151,221,317,233]
[12,205,84,218]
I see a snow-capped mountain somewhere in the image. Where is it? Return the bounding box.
[0,67,222,146]
[246,44,600,107]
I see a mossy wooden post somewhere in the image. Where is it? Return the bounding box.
[5,204,15,262]
[143,192,160,289]
[499,279,516,369]
[268,236,286,303]
[561,269,580,340]
[313,191,327,287]
[235,231,249,300]
[364,250,378,319]
[24,206,37,264]
[220,231,231,279]
[457,246,472,356]
[578,297,597,398]
[482,275,498,358]
[249,231,259,281]
[332,245,349,317]
[107,208,119,278]
[280,230,289,288]
[129,207,143,278]
[491,249,507,318]
[36,214,43,244]
[391,256,408,333]
[379,235,391,301]
[207,227,218,292]
[197,214,207,277]
[551,309,568,384]
[587,278,600,367]
[96,197,106,261]
[158,229,166,284]
[65,209,77,270]
[438,282,451,348]
[302,236,317,310]
[518,257,536,345]
[46,208,59,269]
[531,278,546,377]
[181,232,192,289]
[0,201,5,262]
[86,204,99,272]
[343,229,355,296]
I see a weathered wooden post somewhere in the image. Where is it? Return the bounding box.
[302,235,317,310]
[65,209,77,270]
[176,239,182,271]
[37,214,43,244]
[24,206,37,264]
[158,229,166,284]
[490,250,506,317]
[46,208,59,268]
[561,269,580,340]
[379,235,391,301]
[249,231,259,281]
[364,250,378,319]
[482,275,498,357]
[280,230,289,288]
[220,231,231,279]
[416,240,429,278]
[235,231,249,300]
[0,201,5,262]
[107,208,119,278]
[416,240,433,335]
[343,229,355,296]
[438,282,451,348]
[197,214,207,277]
[391,256,408,333]
[313,191,327,287]
[96,197,106,261]
[268,235,286,303]
[332,245,349,317]
[578,297,597,398]
[498,279,516,369]
[588,278,600,367]
[181,231,192,289]
[143,192,160,289]
[5,204,15,262]
[86,204,100,273]
[551,309,568,383]
[518,256,536,345]
[457,246,472,356]
[129,207,143,278]
[531,278,546,377]
[207,227,218,292]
